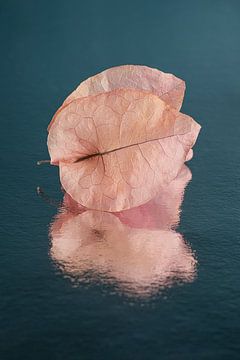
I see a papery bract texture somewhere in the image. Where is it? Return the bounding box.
[48,88,200,211]
[48,65,186,131]
[115,165,192,229]
[62,164,192,229]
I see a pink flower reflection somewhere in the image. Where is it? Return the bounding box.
[49,165,197,297]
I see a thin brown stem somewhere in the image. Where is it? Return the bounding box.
[36,186,60,207]
[37,130,190,165]
[37,160,51,165]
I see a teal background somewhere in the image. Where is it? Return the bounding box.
[0,0,240,359]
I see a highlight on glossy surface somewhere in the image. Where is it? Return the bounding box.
[49,165,197,298]
[48,77,201,211]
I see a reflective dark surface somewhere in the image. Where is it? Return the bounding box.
[50,166,196,298]
[1,0,240,359]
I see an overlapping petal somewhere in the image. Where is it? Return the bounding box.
[48,89,200,211]
[48,65,185,131]
[47,66,201,211]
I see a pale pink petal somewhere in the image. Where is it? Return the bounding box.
[62,192,86,214]
[115,165,192,229]
[61,165,191,229]
[48,65,185,131]
[64,64,185,110]
[48,88,200,212]
[186,149,193,161]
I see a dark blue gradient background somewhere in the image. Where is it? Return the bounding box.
[0,1,240,359]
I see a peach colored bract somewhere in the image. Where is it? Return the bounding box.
[47,65,201,212]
